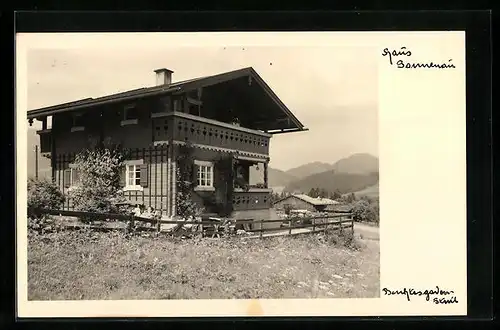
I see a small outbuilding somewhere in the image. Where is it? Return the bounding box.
[273,194,341,213]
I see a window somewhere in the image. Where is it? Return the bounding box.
[126,164,142,188]
[173,99,183,112]
[160,96,172,112]
[122,160,147,191]
[64,166,80,189]
[249,162,266,187]
[70,113,85,132]
[186,92,202,116]
[234,159,269,190]
[121,104,139,126]
[194,160,214,190]
[151,97,172,118]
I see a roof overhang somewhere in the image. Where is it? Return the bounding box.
[26,86,181,120]
[26,67,307,133]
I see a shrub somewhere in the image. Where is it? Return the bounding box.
[351,199,378,223]
[28,178,65,217]
[68,146,126,218]
[322,228,364,250]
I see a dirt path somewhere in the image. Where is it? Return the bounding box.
[353,222,379,241]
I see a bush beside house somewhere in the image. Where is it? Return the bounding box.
[68,146,127,216]
[27,178,65,217]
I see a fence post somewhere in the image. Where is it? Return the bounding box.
[288,218,292,235]
[34,145,38,180]
[312,217,315,232]
[340,217,344,235]
[127,214,134,233]
[259,219,263,239]
[350,215,354,235]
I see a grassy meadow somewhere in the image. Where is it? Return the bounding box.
[28,228,379,300]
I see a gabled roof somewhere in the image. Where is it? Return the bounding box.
[293,194,339,206]
[27,67,306,133]
[274,194,340,206]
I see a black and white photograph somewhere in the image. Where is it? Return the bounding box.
[16,31,467,317]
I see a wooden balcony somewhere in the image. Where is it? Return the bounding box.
[153,112,271,156]
[232,188,272,211]
[36,129,52,155]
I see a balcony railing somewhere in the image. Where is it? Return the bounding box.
[232,188,272,211]
[153,112,271,155]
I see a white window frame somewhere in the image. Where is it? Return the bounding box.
[194,160,214,191]
[121,104,139,126]
[123,159,144,191]
[67,164,80,191]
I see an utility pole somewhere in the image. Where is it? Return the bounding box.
[34,145,38,180]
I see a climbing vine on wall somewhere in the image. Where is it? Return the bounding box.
[175,142,202,219]
[213,153,236,217]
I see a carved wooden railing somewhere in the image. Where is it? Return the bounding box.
[232,188,272,211]
[153,112,271,155]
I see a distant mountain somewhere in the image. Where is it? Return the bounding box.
[280,153,379,195]
[279,153,378,182]
[331,153,378,174]
[285,161,334,179]
[284,170,379,195]
[27,128,51,180]
[267,167,297,188]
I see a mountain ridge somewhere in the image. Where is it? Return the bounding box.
[269,153,379,195]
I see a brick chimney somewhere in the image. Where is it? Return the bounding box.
[154,68,174,86]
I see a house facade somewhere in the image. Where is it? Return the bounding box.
[27,67,307,221]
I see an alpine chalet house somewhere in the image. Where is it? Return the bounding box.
[27,67,307,224]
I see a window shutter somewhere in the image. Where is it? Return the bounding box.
[119,166,126,187]
[192,164,198,186]
[64,169,71,188]
[140,164,148,187]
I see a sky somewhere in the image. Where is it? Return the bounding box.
[27,43,379,171]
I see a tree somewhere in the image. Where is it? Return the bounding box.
[345,192,356,203]
[270,192,281,203]
[309,187,321,198]
[319,188,329,198]
[331,190,342,200]
[360,195,373,203]
[351,199,378,223]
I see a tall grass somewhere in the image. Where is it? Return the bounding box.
[28,229,379,300]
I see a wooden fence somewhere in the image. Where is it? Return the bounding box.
[28,207,354,238]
